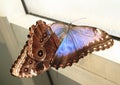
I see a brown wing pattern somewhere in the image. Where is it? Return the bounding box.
[11,20,60,77]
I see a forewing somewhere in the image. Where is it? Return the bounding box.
[51,24,113,69]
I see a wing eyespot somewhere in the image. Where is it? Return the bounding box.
[36,62,44,70]
[24,68,29,72]
[38,50,44,57]
[29,60,33,64]
[43,32,47,38]
[40,38,43,43]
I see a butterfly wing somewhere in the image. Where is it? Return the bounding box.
[11,21,60,78]
[50,23,68,41]
[51,23,114,69]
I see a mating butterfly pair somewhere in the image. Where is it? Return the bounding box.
[11,20,113,78]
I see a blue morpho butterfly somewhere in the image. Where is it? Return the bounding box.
[11,20,113,78]
[50,22,114,69]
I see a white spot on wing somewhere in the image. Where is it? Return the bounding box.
[105,35,109,39]
[108,42,111,45]
[96,29,102,34]
[104,44,107,47]
[30,70,37,76]
[99,46,102,49]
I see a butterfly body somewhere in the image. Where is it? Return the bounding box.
[11,20,113,77]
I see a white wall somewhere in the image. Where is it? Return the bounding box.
[25,0,120,37]
[0,0,25,21]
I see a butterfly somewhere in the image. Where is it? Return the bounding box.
[10,20,114,78]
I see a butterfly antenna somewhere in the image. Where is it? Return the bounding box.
[70,17,87,24]
[67,17,87,31]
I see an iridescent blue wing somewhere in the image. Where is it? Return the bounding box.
[50,23,68,41]
[50,23,114,69]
